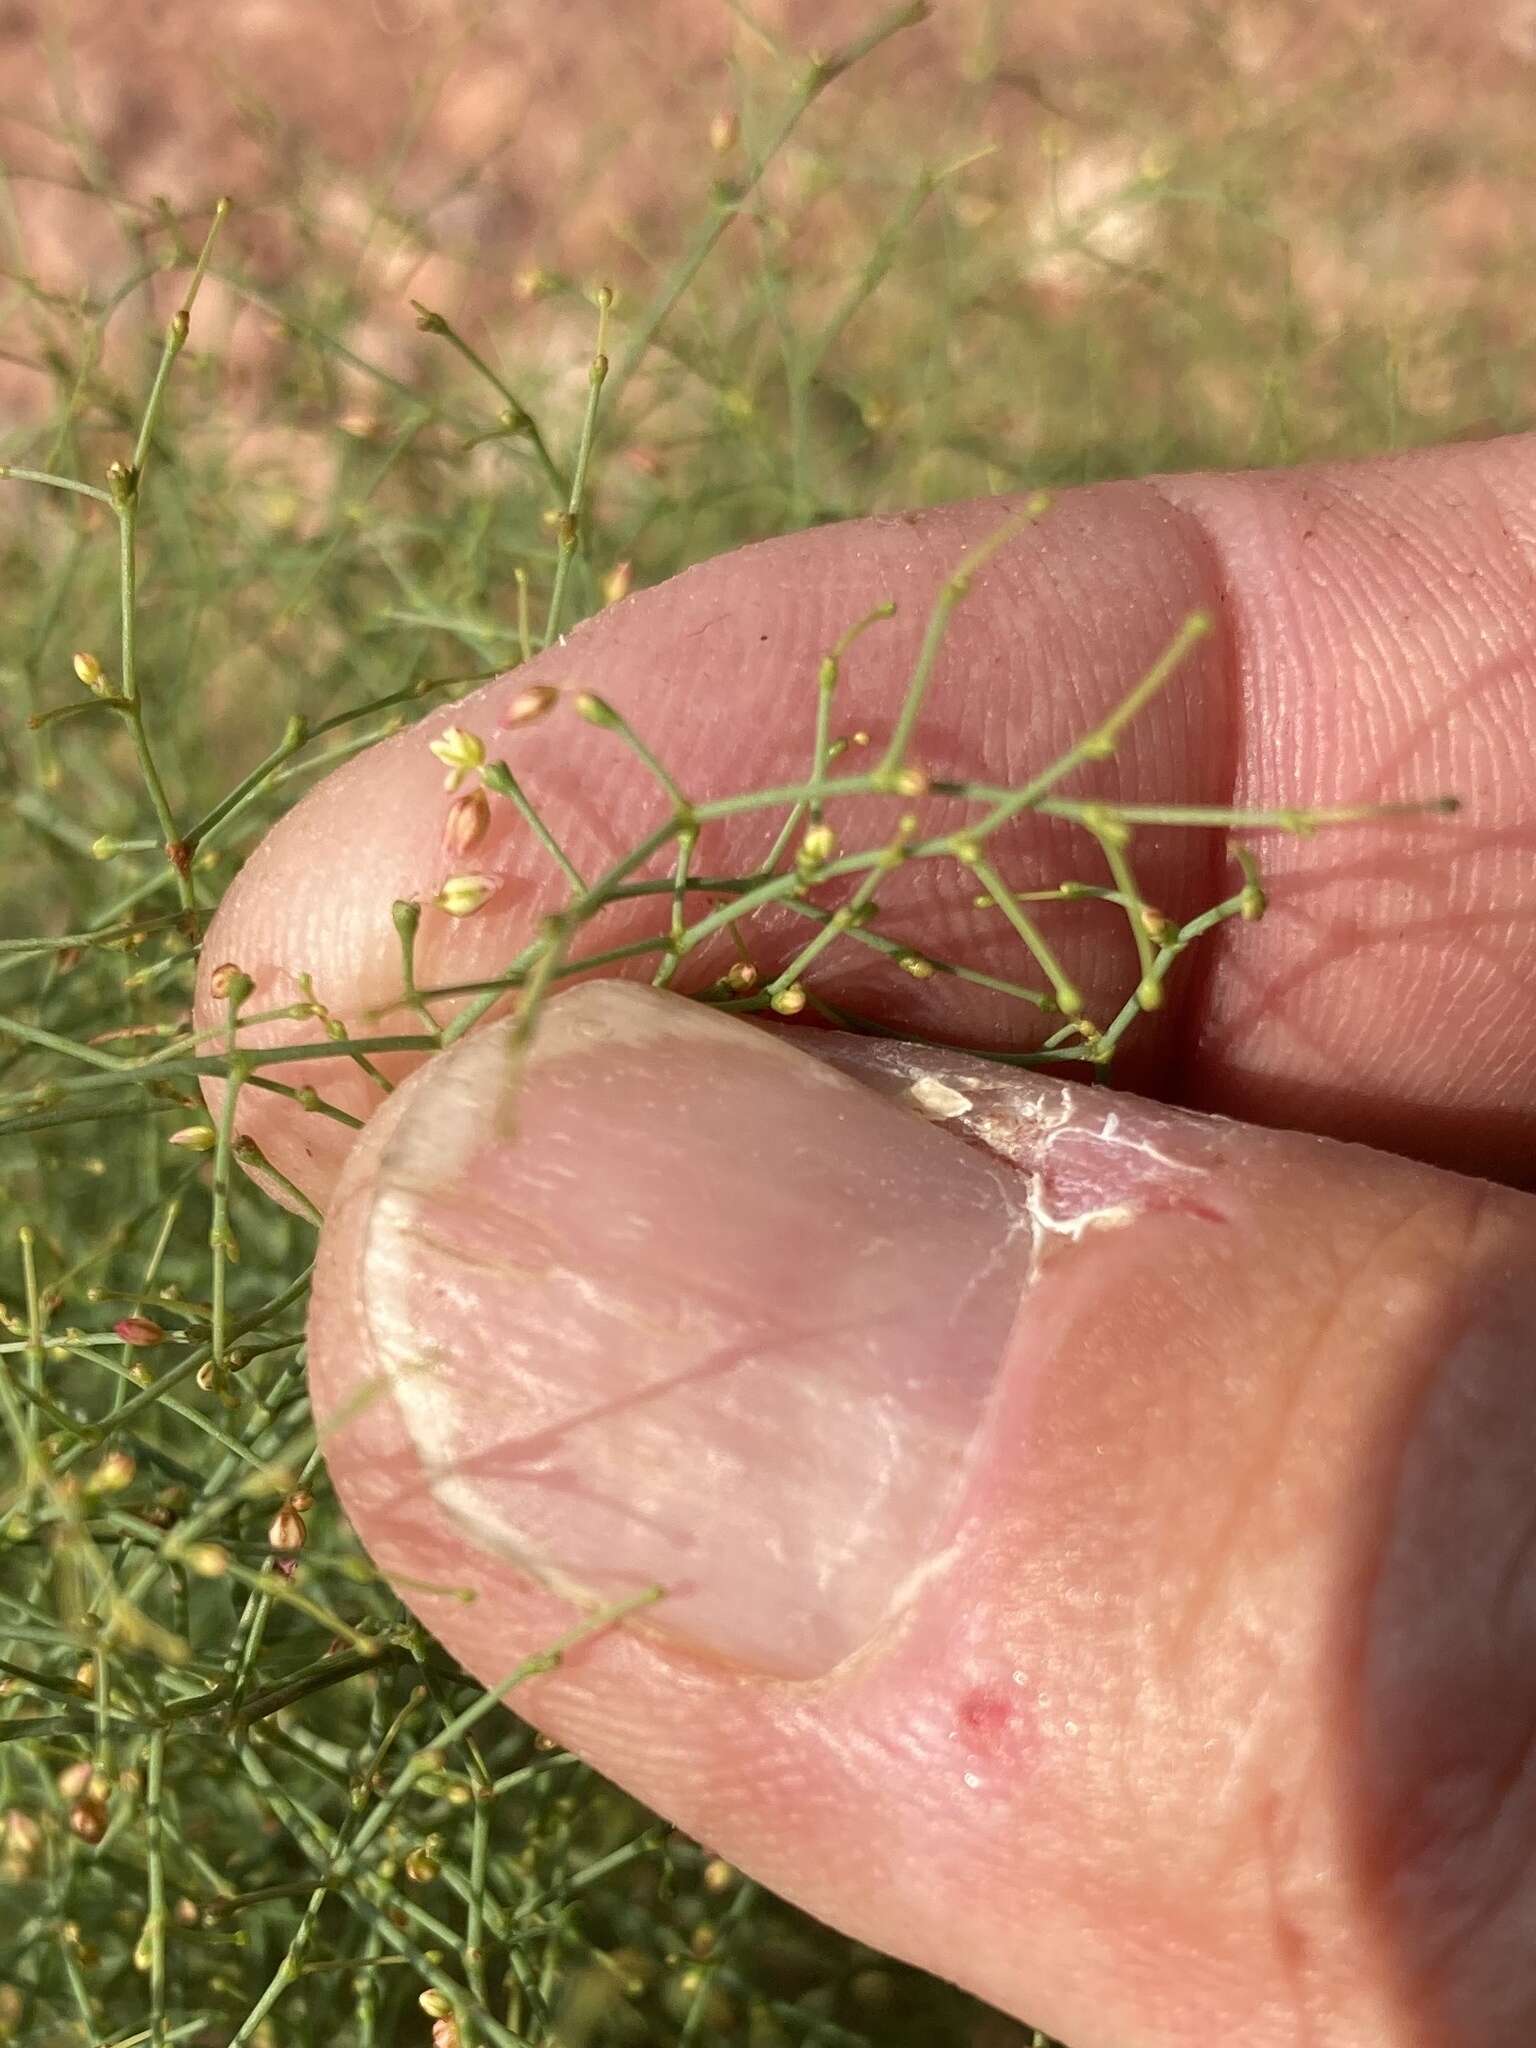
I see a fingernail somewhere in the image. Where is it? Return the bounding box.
[356,983,1200,1677]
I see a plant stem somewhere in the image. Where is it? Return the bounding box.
[543,288,611,646]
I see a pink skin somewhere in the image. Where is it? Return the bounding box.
[312,986,1536,2047]
[197,435,1536,1201]
[199,439,1536,2045]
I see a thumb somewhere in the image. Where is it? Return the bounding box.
[310,978,1536,2048]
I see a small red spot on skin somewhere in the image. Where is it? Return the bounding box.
[955,1685,1015,1751]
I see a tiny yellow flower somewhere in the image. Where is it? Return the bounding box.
[434,874,496,919]
[428,725,486,791]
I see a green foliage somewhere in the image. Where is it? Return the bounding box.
[0,5,1504,2043]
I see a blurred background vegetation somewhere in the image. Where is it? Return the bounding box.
[0,2,1532,2043]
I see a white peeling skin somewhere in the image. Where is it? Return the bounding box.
[802,1030,1229,1275]
[904,1075,975,1120]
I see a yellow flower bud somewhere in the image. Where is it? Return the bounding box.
[433,874,496,919]
[427,726,486,792]
[168,1125,217,1152]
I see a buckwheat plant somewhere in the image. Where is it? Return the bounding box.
[0,7,1469,2046]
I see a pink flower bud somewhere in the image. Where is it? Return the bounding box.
[267,1503,307,1553]
[114,1317,165,1348]
[442,787,490,857]
[499,684,559,729]
[69,1794,109,1844]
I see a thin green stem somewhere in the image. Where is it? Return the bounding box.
[143,1725,168,2048]
[543,288,611,646]
[233,1137,322,1228]
[877,499,1047,781]
[108,201,230,916]
[762,603,895,871]
[345,1588,657,1878]
[244,1074,365,1131]
[482,760,586,890]
[208,987,246,1394]
[131,199,229,480]
[963,853,1085,1017]
[390,898,440,1034]
[571,691,689,811]
[765,826,909,1003]
[1094,888,1252,1065]
[0,464,113,503]
[183,716,309,853]
[604,1,928,409]
[411,300,567,500]
[441,817,678,1045]
[1083,816,1160,1006]
[963,608,1212,837]
[1035,792,1459,831]
[651,824,699,989]
[514,566,533,664]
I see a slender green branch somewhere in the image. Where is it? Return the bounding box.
[962,608,1213,836]
[133,198,229,480]
[543,287,611,646]
[954,851,1085,1017]
[605,0,929,408]
[482,760,586,890]
[0,464,113,503]
[142,1725,169,2048]
[878,499,1047,781]
[411,300,567,501]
